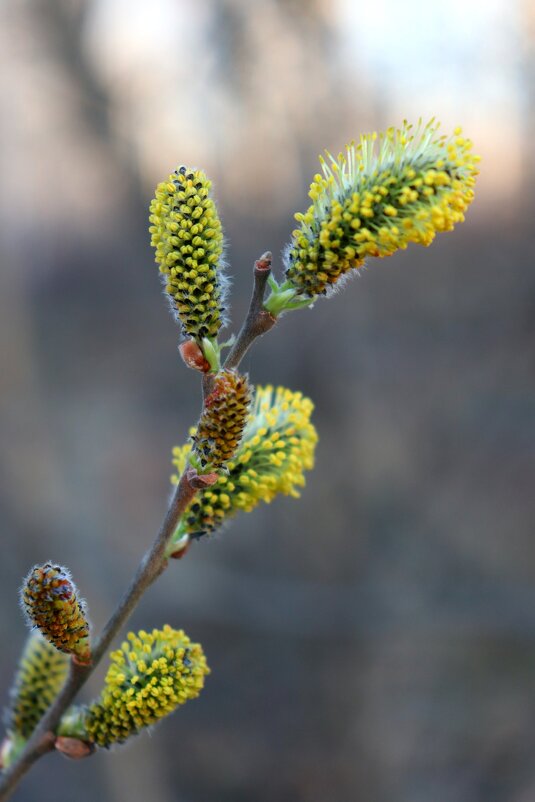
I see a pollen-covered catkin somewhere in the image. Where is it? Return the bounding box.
[149,166,226,342]
[20,564,90,663]
[171,385,317,539]
[5,632,69,739]
[192,370,252,470]
[85,626,209,747]
[285,119,480,298]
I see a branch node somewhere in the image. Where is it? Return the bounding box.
[54,737,95,761]
[179,340,211,373]
[186,469,219,489]
[168,538,192,560]
[254,251,272,273]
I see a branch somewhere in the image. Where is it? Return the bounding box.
[224,252,276,370]
[0,252,280,801]
[0,470,201,802]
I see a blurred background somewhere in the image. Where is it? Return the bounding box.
[1,1,534,800]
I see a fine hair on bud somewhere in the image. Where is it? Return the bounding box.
[149,165,228,343]
[170,385,317,542]
[191,369,252,470]
[20,563,91,664]
[285,119,480,298]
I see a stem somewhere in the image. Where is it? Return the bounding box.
[202,371,215,402]
[0,472,198,802]
[0,250,280,800]
[224,252,276,370]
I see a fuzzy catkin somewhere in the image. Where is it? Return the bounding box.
[20,564,90,663]
[172,385,317,538]
[149,166,226,342]
[192,370,252,470]
[286,120,479,298]
[85,626,209,747]
[5,632,69,739]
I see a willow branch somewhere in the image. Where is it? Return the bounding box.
[0,251,280,802]
[0,470,200,802]
[224,252,276,371]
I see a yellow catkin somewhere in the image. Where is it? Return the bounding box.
[6,632,69,739]
[171,385,317,538]
[192,370,252,470]
[20,564,90,663]
[149,166,226,342]
[85,626,209,747]
[286,119,480,297]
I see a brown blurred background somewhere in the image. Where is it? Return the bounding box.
[1,1,535,800]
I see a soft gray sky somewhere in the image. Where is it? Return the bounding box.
[86,0,524,207]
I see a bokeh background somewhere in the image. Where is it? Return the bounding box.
[1,1,535,800]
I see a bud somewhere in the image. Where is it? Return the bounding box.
[149,166,226,343]
[5,632,69,740]
[179,339,211,372]
[192,370,252,470]
[170,385,317,542]
[85,626,209,747]
[20,564,91,664]
[54,736,95,760]
[282,120,479,299]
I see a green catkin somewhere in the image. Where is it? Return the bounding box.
[149,166,226,342]
[85,626,209,747]
[5,632,69,739]
[20,564,90,663]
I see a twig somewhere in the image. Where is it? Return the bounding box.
[0,251,277,801]
[224,252,276,370]
[0,471,199,802]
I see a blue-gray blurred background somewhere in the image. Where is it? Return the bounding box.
[1,1,534,800]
